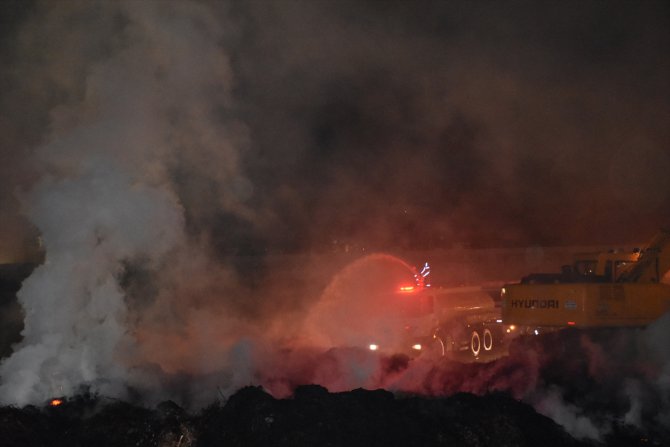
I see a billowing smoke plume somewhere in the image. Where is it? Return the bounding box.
[0,0,249,405]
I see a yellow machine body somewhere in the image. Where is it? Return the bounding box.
[502,229,670,329]
[502,282,670,328]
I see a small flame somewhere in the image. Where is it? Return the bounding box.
[399,285,415,292]
[50,399,63,407]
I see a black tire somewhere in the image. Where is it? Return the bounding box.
[483,328,494,351]
[470,330,481,357]
[432,336,446,358]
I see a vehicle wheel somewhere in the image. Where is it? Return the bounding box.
[483,328,493,351]
[431,336,446,358]
[470,330,481,357]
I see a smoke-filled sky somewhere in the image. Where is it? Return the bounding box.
[1,0,669,259]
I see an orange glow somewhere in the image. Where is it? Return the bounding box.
[399,285,415,292]
[50,399,63,407]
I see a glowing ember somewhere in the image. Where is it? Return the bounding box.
[50,399,63,407]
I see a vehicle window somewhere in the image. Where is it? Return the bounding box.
[398,294,434,318]
[574,260,597,275]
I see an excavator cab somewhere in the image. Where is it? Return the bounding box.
[574,248,640,282]
[572,251,640,282]
[521,251,640,285]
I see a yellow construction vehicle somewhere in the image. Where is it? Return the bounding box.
[501,230,670,329]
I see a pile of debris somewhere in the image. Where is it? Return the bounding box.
[1,385,587,447]
[1,328,668,446]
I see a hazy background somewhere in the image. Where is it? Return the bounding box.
[1,0,669,262]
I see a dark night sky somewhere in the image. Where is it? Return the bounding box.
[1,0,669,258]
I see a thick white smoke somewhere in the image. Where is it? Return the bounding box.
[533,386,604,441]
[0,0,246,406]
[0,161,184,405]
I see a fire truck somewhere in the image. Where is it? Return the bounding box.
[362,262,507,359]
[407,283,505,358]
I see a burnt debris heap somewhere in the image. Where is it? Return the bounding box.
[1,385,585,447]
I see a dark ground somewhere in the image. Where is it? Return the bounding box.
[0,385,585,447]
[0,375,663,447]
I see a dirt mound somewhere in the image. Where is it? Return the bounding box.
[0,386,586,447]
